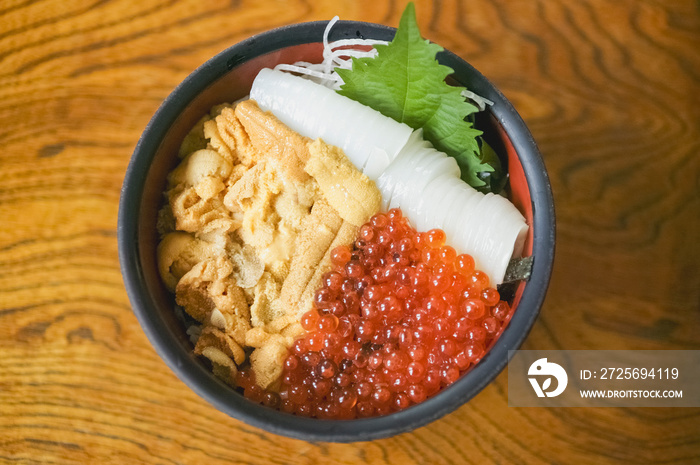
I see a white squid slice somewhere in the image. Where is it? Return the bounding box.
[381,131,460,217]
[442,181,481,238]
[375,131,432,211]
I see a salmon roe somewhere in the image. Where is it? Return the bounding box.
[241,208,514,418]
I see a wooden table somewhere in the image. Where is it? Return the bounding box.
[1,1,698,463]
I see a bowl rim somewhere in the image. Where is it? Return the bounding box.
[118,19,555,442]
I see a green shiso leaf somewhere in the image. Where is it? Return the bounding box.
[335,2,501,190]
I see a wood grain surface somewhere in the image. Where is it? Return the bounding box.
[1,0,699,463]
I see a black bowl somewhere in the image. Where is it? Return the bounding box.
[118,20,555,442]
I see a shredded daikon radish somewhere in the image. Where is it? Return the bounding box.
[273,16,389,89]
[274,63,334,83]
[461,89,494,111]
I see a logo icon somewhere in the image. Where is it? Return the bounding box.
[528,358,568,397]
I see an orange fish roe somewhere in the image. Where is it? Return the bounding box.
[240,208,514,418]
